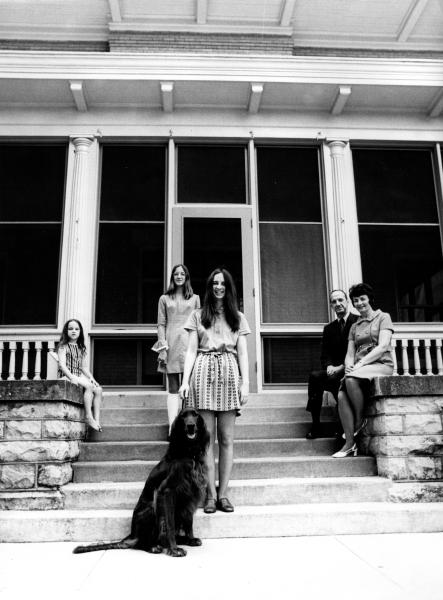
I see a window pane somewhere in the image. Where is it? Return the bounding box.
[0,145,66,221]
[0,225,61,325]
[95,224,164,324]
[353,148,438,223]
[359,225,443,322]
[177,146,246,203]
[257,147,321,221]
[183,217,243,308]
[263,336,321,384]
[100,146,166,220]
[260,224,328,323]
[93,337,162,386]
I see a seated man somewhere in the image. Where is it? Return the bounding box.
[306,289,358,439]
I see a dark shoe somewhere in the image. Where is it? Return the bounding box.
[216,497,234,513]
[306,426,320,439]
[203,498,216,514]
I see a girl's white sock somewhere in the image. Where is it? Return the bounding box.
[167,393,181,432]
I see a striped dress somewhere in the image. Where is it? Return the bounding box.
[58,343,84,378]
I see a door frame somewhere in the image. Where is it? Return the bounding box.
[171,204,257,392]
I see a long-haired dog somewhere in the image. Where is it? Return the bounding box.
[73,408,209,557]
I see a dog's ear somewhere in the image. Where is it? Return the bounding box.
[197,413,210,450]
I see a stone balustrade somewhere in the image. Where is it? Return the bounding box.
[360,376,443,488]
[0,380,86,509]
[391,334,443,376]
[0,336,59,382]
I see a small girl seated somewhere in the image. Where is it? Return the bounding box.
[57,319,103,432]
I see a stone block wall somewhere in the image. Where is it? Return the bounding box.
[0,381,85,497]
[360,376,443,482]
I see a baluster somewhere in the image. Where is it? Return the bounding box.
[391,339,398,376]
[7,341,17,381]
[21,341,29,380]
[34,341,42,381]
[401,339,410,376]
[0,341,3,381]
[412,338,421,376]
[424,339,433,375]
[436,339,443,376]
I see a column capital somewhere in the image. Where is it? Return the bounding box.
[326,138,349,154]
[70,136,95,153]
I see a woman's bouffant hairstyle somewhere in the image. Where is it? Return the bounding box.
[201,268,240,332]
[349,283,376,308]
[165,264,194,300]
[59,319,86,354]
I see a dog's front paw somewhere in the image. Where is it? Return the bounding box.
[167,547,187,557]
[187,537,202,547]
[147,545,163,554]
[176,535,202,546]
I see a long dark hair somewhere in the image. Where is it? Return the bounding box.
[59,319,86,354]
[165,264,194,300]
[201,268,240,331]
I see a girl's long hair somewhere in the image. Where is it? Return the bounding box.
[201,268,240,331]
[59,319,86,354]
[165,264,194,300]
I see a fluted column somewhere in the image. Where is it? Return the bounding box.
[324,139,362,298]
[61,136,99,335]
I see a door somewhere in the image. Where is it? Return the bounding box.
[172,205,257,391]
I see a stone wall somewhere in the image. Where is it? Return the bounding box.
[360,376,443,483]
[0,381,85,507]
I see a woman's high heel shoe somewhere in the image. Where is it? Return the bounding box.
[332,444,357,458]
[342,418,367,439]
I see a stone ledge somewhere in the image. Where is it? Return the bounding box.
[0,380,84,404]
[0,490,64,510]
[371,376,443,398]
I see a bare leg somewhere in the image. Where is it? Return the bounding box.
[216,410,236,500]
[82,384,100,431]
[345,377,366,431]
[92,386,103,430]
[167,374,182,433]
[336,388,355,451]
[199,410,217,500]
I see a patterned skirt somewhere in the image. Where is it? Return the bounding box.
[184,351,241,412]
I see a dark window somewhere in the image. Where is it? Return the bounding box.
[95,146,166,325]
[353,147,443,322]
[177,145,247,203]
[93,337,162,386]
[263,336,322,384]
[257,146,328,323]
[0,144,66,326]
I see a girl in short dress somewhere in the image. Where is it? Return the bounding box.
[333,283,394,458]
[57,319,103,432]
[156,264,200,433]
[179,268,250,514]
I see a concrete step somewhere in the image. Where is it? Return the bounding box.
[79,438,341,462]
[3,502,443,542]
[63,477,391,510]
[73,456,376,483]
[103,391,309,409]
[87,421,338,442]
[99,406,334,425]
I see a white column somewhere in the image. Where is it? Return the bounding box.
[61,135,100,337]
[323,139,362,298]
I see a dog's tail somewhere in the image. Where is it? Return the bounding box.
[73,538,136,554]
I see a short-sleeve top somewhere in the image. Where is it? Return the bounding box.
[349,309,394,367]
[184,308,250,355]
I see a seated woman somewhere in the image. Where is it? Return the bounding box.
[332,283,394,458]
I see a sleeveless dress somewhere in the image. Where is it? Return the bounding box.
[57,343,84,378]
[183,309,250,412]
[157,294,200,374]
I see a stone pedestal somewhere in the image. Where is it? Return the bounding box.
[360,376,443,487]
[0,381,86,509]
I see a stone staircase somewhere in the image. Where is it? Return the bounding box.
[2,390,443,542]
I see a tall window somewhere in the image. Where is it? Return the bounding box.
[353,148,443,322]
[95,145,166,324]
[0,145,66,325]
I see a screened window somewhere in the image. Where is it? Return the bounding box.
[95,146,166,324]
[93,337,162,385]
[263,336,322,384]
[257,146,328,323]
[0,145,66,325]
[177,145,247,203]
[353,148,443,322]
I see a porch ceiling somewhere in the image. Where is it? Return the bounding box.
[0,0,442,51]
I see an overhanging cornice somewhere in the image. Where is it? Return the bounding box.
[0,51,442,87]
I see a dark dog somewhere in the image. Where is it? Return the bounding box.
[73,408,209,557]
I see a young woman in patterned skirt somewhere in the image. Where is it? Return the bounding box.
[179,268,250,514]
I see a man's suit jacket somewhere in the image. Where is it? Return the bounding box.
[320,313,359,369]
